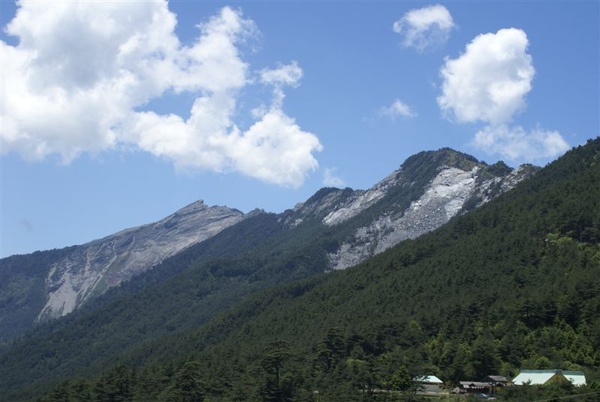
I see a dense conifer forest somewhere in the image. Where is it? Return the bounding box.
[1,138,599,401]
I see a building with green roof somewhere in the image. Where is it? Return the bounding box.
[512,369,586,387]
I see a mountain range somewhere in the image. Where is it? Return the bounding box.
[1,140,599,401]
[1,148,536,341]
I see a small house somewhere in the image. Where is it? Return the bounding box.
[459,381,491,394]
[413,375,443,393]
[481,375,509,387]
[481,375,509,396]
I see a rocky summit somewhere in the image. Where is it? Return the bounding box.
[38,201,244,320]
[287,148,537,270]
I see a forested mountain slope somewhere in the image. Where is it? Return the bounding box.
[0,148,537,350]
[0,148,533,346]
[3,138,599,401]
[0,202,246,343]
[0,248,76,343]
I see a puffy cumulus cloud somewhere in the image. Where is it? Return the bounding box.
[2,0,179,161]
[438,28,535,125]
[393,4,455,52]
[125,60,322,187]
[438,28,570,162]
[229,109,322,187]
[379,99,417,120]
[1,1,322,187]
[472,125,570,162]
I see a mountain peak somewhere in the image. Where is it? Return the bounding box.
[400,147,483,179]
[319,148,537,269]
[177,199,207,212]
[36,200,245,321]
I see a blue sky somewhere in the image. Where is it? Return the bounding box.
[1,1,598,258]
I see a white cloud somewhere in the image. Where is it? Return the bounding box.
[438,28,570,162]
[230,109,322,187]
[323,168,345,188]
[1,2,322,187]
[259,61,303,110]
[379,99,417,120]
[2,1,180,162]
[260,61,302,87]
[438,28,535,125]
[393,4,455,52]
[472,125,570,162]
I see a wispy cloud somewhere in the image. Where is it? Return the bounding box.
[379,99,417,120]
[19,219,34,233]
[259,60,303,110]
[323,168,345,188]
[472,125,570,162]
[260,61,303,88]
[1,3,322,187]
[393,4,455,53]
[438,28,569,162]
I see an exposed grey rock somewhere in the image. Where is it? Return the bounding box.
[327,164,535,271]
[323,171,397,226]
[38,200,244,320]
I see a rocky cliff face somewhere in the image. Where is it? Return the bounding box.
[284,149,538,271]
[38,201,244,320]
[326,163,536,270]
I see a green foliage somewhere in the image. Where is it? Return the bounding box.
[161,361,206,402]
[3,139,600,401]
[94,365,133,402]
[0,247,76,344]
[390,365,413,393]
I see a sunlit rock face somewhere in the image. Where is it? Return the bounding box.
[324,158,537,271]
[38,201,244,320]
